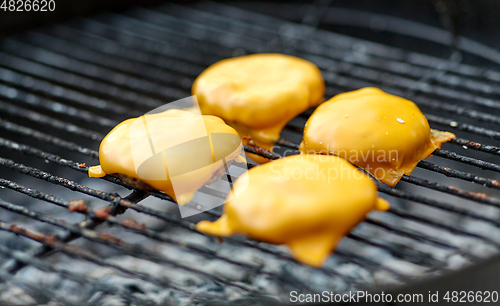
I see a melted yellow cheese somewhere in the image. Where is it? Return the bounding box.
[192,53,325,162]
[196,154,389,267]
[300,87,455,186]
[88,109,243,205]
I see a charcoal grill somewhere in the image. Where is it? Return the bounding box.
[1,1,500,305]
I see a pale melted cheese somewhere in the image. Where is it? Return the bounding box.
[196,154,389,267]
[88,109,243,205]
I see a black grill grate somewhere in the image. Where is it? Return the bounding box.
[1,1,500,304]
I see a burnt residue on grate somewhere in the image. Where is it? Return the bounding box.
[1,1,500,305]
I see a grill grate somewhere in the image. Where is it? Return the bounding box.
[2,1,500,304]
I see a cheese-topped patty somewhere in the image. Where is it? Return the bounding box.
[300,87,455,186]
[89,109,244,205]
[192,53,325,162]
[196,154,389,267]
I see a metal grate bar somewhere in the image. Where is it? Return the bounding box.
[450,138,500,156]
[2,2,500,299]
[2,14,496,145]
[387,207,500,248]
[0,179,315,291]
[0,245,153,305]
[0,35,193,109]
[418,160,500,189]
[346,232,444,267]
[0,199,259,293]
[424,114,500,140]
[275,135,500,190]
[0,100,104,140]
[0,122,236,202]
[0,118,99,159]
[79,16,232,59]
[113,200,360,286]
[207,184,500,252]
[0,137,484,272]
[0,51,165,110]
[0,178,79,210]
[247,141,500,208]
[8,10,500,128]
[1,53,498,266]
[334,250,409,281]
[0,139,363,284]
[33,14,500,134]
[1,133,472,288]
[0,157,124,203]
[0,40,187,101]
[0,134,216,208]
[0,84,116,128]
[0,137,144,199]
[363,219,477,260]
[0,220,190,294]
[270,139,500,207]
[45,23,219,72]
[254,139,500,208]
[192,1,500,83]
[433,149,500,173]
[119,7,500,116]
[377,183,500,227]
[64,14,495,128]
[26,19,231,80]
[0,68,139,117]
[318,73,500,126]
[19,9,500,142]
[278,132,500,170]
[23,32,202,84]
[1,190,147,276]
[168,2,494,86]
[3,112,500,243]
[399,176,500,208]
[0,156,411,282]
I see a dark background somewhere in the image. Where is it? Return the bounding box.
[233,0,500,67]
[1,0,500,69]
